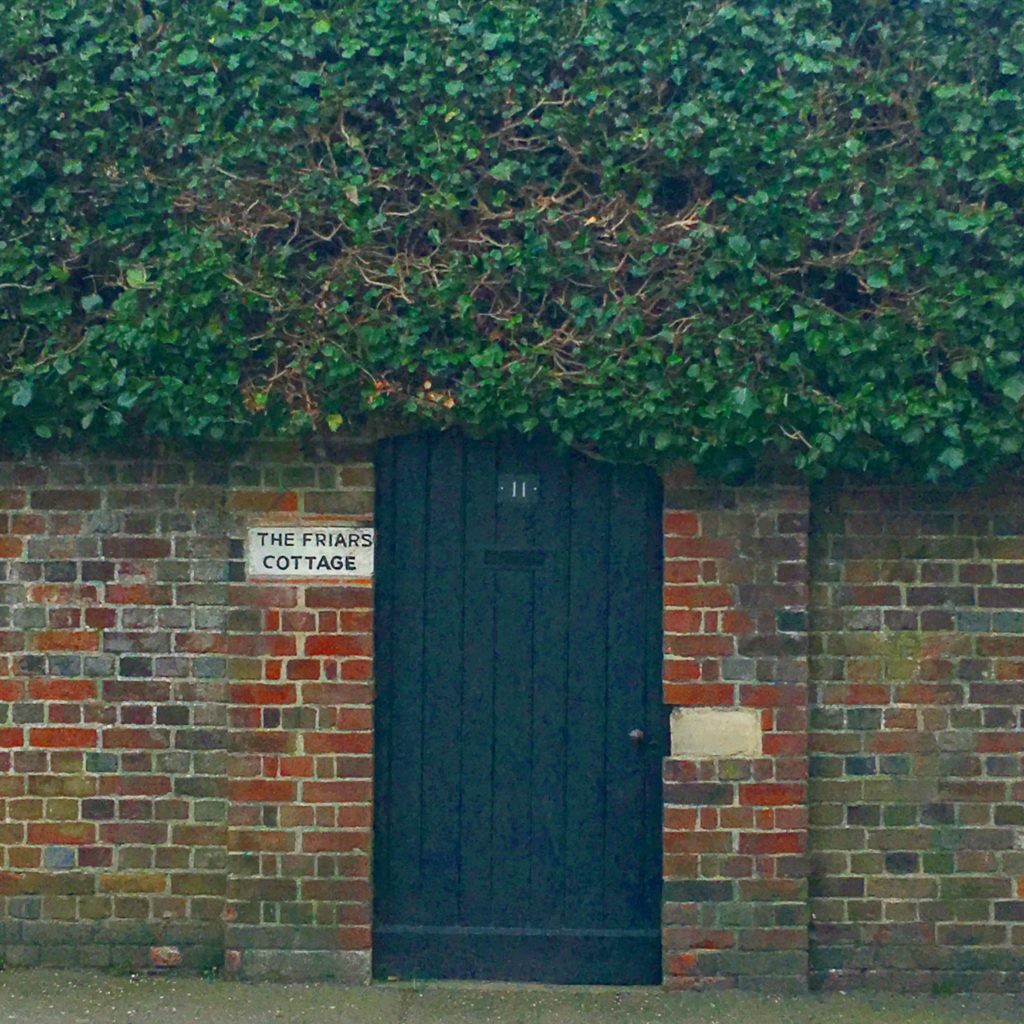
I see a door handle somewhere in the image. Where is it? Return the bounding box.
[628,728,646,746]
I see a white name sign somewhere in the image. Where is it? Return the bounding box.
[247,525,374,579]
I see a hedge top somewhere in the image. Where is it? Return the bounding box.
[2,0,1023,480]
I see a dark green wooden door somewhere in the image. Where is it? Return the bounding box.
[373,432,665,983]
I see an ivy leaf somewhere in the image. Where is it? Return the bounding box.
[939,447,965,471]
[81,294,103,312]
[731,387,756,418]
[12,383,32,407]
[1001,375,1024,404]
[176,47,200,67]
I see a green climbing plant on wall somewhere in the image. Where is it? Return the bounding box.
[2,0,1023,479]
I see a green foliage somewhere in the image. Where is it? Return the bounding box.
[2,0,1024,479]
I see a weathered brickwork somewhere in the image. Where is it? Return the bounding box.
[661,468,810,992]
[2,444,1023,991]
[809,483,1024,993]
[0,439,373,979]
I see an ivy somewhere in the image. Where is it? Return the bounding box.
[1,0,1023,480]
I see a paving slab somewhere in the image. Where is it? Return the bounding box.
[0,970,1022,1024]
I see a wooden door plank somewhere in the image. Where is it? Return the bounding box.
[418,432,465,923]
[563,454,611,929]
[603,464,651,926]
[382,433,431,924]
[528,446,571,927]
[458,438,499,925]
[490,434,537,926]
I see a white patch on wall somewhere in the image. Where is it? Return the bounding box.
[670,707,762,758]
[247,525,374,580]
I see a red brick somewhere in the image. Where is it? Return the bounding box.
[665,538,735,558]
[302,780,371,803]
[0,537,24,557]
[225,634,297,657]
[762,733,805,756]
[335,707,373,730]
[229,779,296,802]
[228,829,294,852]
[228,584,299,609]
[340,659,373,681]
[301,830,366,853]
[977,733,1024,753]
[101,537,172,558]
[0,489,26,509]
[664,511,699,537]
[338,805,373,827]
[101,728,168,750]
[740,685,805,708]
[27,822,96,845]
[663,658,702,682]
[305,587,373,609]
[664,832,733,854]
[0,728,24,748]
[31,630,99,652]
[336,925,372,950]
[281,611,317,631]
[979,587,1024,608]
[230,683,297,706]
[27,678,96,701]
[739,783,806,807]
[339,611,373,632]
[664,610,703,633]
[305,634,373,657]
[665,635,734,657]
[995,661,1024,681]
[84,607,116,628]
[305,731,372,754]
[99,822,167,844]
[664,683,734,706]
[722,611,755,633]
[0,681,23,701]
[668,951,699,977]
[228,490,299,512]
[278,756,315,777]
[79,846,114,868]
[174,632,227,654]
[738,832,804,855]
[664,585,733,609]
[664,559,702,582]
[10,513,44,533]
[29,727,98,748]
[286,659,322,680]
[31,489,101,510]
[28,583,98,604]
[979,636,1024,657]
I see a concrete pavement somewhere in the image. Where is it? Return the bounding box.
[0,970,1022,1024]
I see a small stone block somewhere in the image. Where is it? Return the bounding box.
[671,707,762,758]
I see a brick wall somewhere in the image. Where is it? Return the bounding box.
[0,439,374,980]
[809,483,1024,993]
[2,442,1024,991]
[661,468,810,992]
